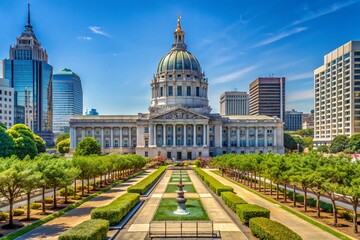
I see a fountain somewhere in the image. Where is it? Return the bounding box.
[174,170,190,215]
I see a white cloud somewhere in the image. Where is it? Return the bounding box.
[293,1,358,25]
[212,65,257,84]
[88,26,109,37]
[253,27,308,48]
[77,36,92,40]
[287,90,313,102]
[287,71,313,81]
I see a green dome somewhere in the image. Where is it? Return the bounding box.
[157,50,202,74]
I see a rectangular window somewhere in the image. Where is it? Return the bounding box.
[196,87,200,97]
[144,127,149,133]
[187,86,191,96]
[160,87,163,97]
[177,86,182,96]
[168,86,173,96]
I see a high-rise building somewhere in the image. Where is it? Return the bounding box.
[220,91,249,115]
[0,78,14,128]
[314,41,360,145]
[3,4,53,145]
[249,77,285,120]
[85,109,99,116]
[284,109,303,131]
[53,68,83,135]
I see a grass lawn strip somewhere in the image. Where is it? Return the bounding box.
[153,198,209,221]
[1,171,145,240]
[165,184,196,193]
[211,170,353,240]
[170,176,191,182]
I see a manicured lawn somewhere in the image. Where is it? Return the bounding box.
[153,198,209,221]
[165,184,196,193]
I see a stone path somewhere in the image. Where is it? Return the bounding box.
[16,170,156,240]
[118,170,250,240]
[203,169,343,240]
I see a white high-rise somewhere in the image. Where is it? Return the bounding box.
[220,91,249,115]
[0,78,14,128]
[314,41,360,146]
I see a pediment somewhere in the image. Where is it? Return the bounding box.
[150,107,209,120]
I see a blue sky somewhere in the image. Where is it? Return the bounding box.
[1,0,360,115]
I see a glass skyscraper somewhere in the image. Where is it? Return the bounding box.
[3,4,54,145]
[53,68,83,134]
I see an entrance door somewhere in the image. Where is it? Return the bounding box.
[177,152,182,160]
[187,152,192,160]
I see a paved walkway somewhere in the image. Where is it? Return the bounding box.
[118,170,249,240]
[204,169,342,240]
[16,170,156,240]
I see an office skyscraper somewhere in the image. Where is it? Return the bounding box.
[3,4,53,145]
[249,77,285,120]
[284,109,303,131]
[53,68,83,135]
[220,91,249,115]
[314,41,360,145]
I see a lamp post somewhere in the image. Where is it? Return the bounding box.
[297,143,300,153]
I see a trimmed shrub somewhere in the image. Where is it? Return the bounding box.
[45,197,54,204]
[127,166,166,195]
[59,219,109,240]
[221,192,247,212]
[0,212,7,221]
[249,217,302,240]
[194,168,233,196]
[91,193,140,226]
[23,202,41,210]
[13,209,25,216]
[194,160,202,167]
[236,204,270,224]
[59,187,75,197]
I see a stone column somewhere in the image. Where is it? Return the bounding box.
[236,127,240,147]
[193,124,196,147]
[203,124,206,147]
[101,127,104,148]
[154,124,157,147]
[255,128,258,147]
[119,127,123,147]
[173,124,176,147]
[207,125,210,147]
[246,127,249,147]
[92,127,95,138]
[227,127,230,147]
[183,124,187,147]
[273,127,277,147]
[264,128,268,147]
[82,128,85,139]
[129,127,132,148]
[110,127,113,148]
[163,124,166,146]
[70,127,76,149]
[220,125,223,147]
[149,124,154,146]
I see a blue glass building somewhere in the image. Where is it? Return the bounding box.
[53,68,83,134]
[3,4,54,145]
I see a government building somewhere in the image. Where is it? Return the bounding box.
[69,17,284,159]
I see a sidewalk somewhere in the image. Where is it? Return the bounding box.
[15,170,156,240]
[204,169,340,240]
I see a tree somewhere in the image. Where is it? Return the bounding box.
[329,135,349,153]
[316,145,329,153]
[347,134,360,153]
[0,127,15,157]
[0,156,27,226]
[75,137,101,156]
[284,133,298,151]
[302,136,313,150]
[57,138,70,155]
[56,133,70,146]
[34,135,46,153]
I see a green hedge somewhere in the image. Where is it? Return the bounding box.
[221,192,247,212]
[249,217,302,240]
[127,166,166,195]
[194,168,233,196]
[91,193,140,226]
[236,204,270,224]
[59,219,109,240]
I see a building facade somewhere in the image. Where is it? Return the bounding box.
[0,78,14,128]
[220,91,249,115]
[53,68,83,135]
[302,113,314,130]
[284,109,303,131]
[314,41,360,145]
[3,4,53,144]
[249,77,285,120]
[69,17,285,159]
